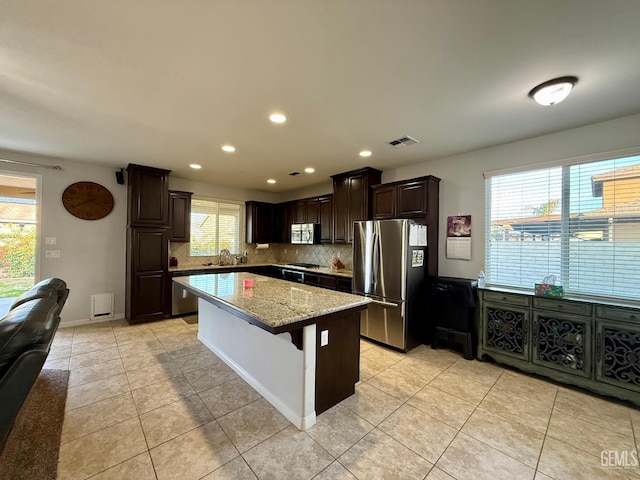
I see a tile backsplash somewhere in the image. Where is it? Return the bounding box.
[169,242,353,269]
[276,243,353,269]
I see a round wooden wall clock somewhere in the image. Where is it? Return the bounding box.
[62,181,114,220]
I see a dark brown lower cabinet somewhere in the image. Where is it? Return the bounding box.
[336,277,352,293]
[126,227,170,324]
[314,309,361,414]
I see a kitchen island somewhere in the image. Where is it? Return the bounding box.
[173,272,370,429]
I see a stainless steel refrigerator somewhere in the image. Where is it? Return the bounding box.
[353,219,428,352]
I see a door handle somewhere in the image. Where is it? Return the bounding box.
[371,299,399,308]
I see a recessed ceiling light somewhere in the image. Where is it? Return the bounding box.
[359,150,373,157]
[221,145,236,152]
[267,178,277,184]
[269,113,287,123]
[189,164,202,169]
[304,167,315,174]
[528,76,578,106]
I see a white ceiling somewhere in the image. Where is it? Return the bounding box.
[2,1,640,193]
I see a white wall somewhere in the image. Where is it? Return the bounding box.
[278,180,332,202]
[383,113,640,280]
[0,149,127,324]
[169,177,279,203]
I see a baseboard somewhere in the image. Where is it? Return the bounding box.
[59,313,125,328]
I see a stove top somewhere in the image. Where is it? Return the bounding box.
[285,262,321,268]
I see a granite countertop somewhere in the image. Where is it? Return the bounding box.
[169,262,272,273]
[173,272,369,333]
[169,262,353,278]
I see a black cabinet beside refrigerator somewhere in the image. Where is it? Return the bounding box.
[352,219,428,352]
[429,277,478,360]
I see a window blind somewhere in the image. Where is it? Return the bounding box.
[190,198,241,256]
[485,154,640,302]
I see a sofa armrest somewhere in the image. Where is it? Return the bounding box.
[0,346,51,451]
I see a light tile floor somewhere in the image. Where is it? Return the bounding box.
[47,318,640,480]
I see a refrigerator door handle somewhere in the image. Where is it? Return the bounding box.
[370,299,399,308]
[372,230,379,290]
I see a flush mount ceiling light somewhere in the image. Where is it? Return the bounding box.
[304,167,315,173]
[267,178,277,184]
[359,150,373,157]
[221,145,236,152]
[528,76,578,106]
[189,164,202,169]
[269,113,287,123]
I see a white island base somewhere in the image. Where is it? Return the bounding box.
[197,299,318,429]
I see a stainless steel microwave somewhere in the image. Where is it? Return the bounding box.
[291,223,318,244]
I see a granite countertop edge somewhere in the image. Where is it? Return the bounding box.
[169,262,353,278]
[174,273,368,331]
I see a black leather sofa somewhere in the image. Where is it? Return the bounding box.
[0,278,69,451]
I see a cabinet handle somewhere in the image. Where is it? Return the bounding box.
[630,314,636,320]
[596,332,602,362]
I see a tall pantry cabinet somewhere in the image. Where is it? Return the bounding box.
[331,167,382,243]
[125,164,171,324]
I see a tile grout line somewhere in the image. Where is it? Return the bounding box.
[425,367,507,479]
[65,323,157,480]
[532,386,559,480]
[62,325,637,479]
[343,350,461,478]
[123,321,206,477]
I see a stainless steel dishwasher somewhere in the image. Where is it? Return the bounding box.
[172,277,198,316]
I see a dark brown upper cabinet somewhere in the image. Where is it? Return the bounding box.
[169,190,192,242]
[371,175,441,275]
[126,164,171,227]
[293,198,319,224]
[277,201,294,243]
[371,185,397,219]
[398,180,429,217]
[246,201,275,244]
[331,167,382,243]
[371,176,440,220]
[318,195,333,244]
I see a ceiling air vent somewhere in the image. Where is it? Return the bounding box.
[289,171,301,176]
[388,135,419,149]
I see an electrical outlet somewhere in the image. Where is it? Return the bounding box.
[284,248,287,254]
[337,251,340,258]
[295,249,298,255]
[320,330,329,346]
[45,236,56,245]
[45,250,61,258]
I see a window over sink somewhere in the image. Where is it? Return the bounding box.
[190,197,242,256]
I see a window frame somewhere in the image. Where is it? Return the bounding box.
[189,196,244,257]
[484,147,640,304]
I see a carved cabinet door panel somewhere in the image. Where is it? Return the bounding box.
[482,302,531,361]
[595,318,640,393]
[532,310,592,378]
